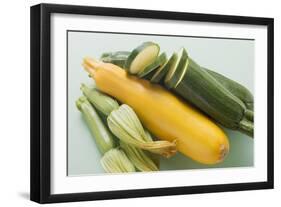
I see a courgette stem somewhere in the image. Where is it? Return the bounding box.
[245,109,254,122]
[246,103,254,111]
[100,51,130,68]
[239,117,254,138]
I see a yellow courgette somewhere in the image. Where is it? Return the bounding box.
[83,58,229,164]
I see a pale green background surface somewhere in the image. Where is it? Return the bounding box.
[67,31,254,176]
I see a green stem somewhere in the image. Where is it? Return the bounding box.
[245,109,254,122]
[239,117,254,138]
[246,103,254,111]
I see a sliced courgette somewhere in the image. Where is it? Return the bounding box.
[124,42,160,74]
[150,53,178,84]
[171,57,253,137]
[138,52,167,78]
[165,48,188,89]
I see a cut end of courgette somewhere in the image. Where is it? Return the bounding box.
[125,42,160,74]
[151,53,178,84]
[165,48,188,88]
[164,48,183,83]
[138,52,167,78]
[174,58,189,88]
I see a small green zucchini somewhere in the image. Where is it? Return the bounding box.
[76,96,116,154]
[124,42,160,74]
[80,83,119,116]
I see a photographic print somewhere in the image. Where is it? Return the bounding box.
[30,4,273,203]
[67,31,254,176]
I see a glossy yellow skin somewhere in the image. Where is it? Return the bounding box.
[84,59,230,164]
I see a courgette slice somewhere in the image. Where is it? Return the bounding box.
[138,52,167,78]
[125,42,160,74]
[165,48,188,89]
[150,53,178,84]
[174,59,189,88]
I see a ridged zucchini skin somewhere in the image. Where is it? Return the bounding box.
[204,68,254,110]
[168,58,253,137]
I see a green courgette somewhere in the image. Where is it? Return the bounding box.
[165,57,254,137]
[76,96,116,154]
[204,68,254,110]
[124,42,160,74]
[76,95,137,173]
[80,84,119,116]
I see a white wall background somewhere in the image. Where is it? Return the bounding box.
[0,0,279,206]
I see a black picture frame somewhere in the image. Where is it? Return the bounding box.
[30,3,274,204]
